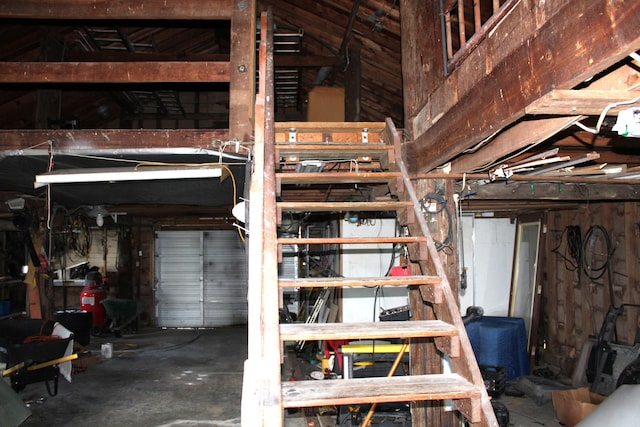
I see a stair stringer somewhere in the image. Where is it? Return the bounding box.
[387,119,498,427]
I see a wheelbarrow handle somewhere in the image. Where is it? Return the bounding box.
[2,361,26,377]
[26,350,92,372]
[2,350,92,376]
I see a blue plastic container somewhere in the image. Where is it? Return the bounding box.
[0,300,11,316]
[465,316,529,381]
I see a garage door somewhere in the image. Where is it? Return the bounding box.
[155,230,248,327]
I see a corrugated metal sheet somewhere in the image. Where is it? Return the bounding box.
[155,230,247,327]
[202,230,247,326]
[279,243,299,279]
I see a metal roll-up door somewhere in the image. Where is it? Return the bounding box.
[202,230,247,326]
[155,230,247,327]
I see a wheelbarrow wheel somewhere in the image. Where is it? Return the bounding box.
[90,325,102,337]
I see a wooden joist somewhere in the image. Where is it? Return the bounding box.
[0,1,233,19]
[526,90,640,116]
[0,62,230,83]
[0,129,230,151]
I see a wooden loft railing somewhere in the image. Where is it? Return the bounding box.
[442,0,518,69]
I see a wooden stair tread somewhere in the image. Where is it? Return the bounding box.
[277,200,412,212]
[278,236,426,245]
[280,319,458,341]
[279,275,441,288]
[281,373,482,408]
[276,171,401,184]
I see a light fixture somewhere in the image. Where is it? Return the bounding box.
[87,205,110,227]
[6,197,25,211]
[232,200,247,223]
[87,205,126,227]
[34,165,223,188]
[295,160,325,173]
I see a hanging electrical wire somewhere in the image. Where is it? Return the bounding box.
[552,225,583,286]
[419,192,453,252]
[581,225,614,281]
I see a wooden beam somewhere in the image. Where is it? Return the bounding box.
[229,0,256,142]
[0,62,230,83]
[0,0,233,19]
[0,129,230,150]
[451,116,581,173]
[400,0,441,126]
[405,0,640,173]
[242,8,281,427]
[63,51,231,62]
[469,181,640,201]
[526,90,640,116]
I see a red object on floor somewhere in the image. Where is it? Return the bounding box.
[80,285,107,335]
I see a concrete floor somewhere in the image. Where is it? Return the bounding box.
[11,326,563,426]
[17,326,246,427]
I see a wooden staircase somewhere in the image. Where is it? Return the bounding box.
[242,11,497,426]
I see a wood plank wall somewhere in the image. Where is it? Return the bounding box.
[543,202,640,376]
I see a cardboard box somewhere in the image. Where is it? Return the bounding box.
[552,387,606,427]
[307,86,344,122]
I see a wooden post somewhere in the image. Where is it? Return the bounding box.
[229,0,256,142]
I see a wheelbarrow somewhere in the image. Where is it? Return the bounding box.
[0,319,83,396]
[101,299,145,337]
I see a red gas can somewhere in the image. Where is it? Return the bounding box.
[80,271,108,336]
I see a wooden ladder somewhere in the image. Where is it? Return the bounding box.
[242,11,497,426]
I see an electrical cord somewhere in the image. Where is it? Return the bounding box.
[551,226,582,272]
[419,192,453,252]
[567,225,583,286]
[581,225,615,281]
[581,225,617,306]
[553,224,617,295]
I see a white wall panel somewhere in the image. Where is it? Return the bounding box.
[459,217,515,316]
[341,219,407,323]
